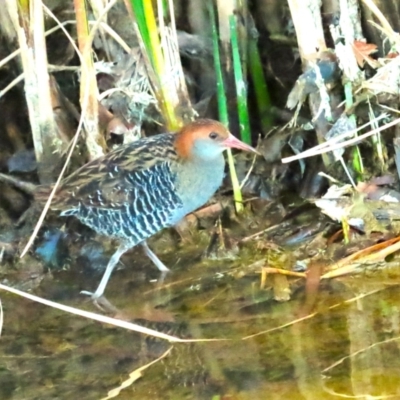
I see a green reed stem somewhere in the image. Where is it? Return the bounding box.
[210,3,244,213]
[229,15,251,145]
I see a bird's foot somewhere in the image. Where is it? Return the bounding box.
[141,241,170,272]
[158,270,169,284]
[80,289,101,299]
[80,290,119,313]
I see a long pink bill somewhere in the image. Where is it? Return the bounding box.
[223,133,259,154]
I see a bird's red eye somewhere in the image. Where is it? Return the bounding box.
[209,132,218,140]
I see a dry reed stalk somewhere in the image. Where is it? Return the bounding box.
[287,0,326,63]
[73,0,105,160]
[286,0,335,168]
[88,0,113,60]
[5,0,61,184]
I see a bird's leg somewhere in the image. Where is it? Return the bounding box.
[81,241,132,299]
[141,241,169,272]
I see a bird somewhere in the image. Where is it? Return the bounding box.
[36,119,257,299]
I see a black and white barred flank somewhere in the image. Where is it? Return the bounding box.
[61,162,183,244]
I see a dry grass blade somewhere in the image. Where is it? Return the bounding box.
[322,235,400,279]
[88,0,113,60]
[0,20,78,100]
[322,335,400,375]
[239,149,258,190]
[92,21,131,53]
[0,17,128,76]
[0,20,77,71]
[0,74,24,99]
[362,0,400,49]
[262,267,306,278]
[0,282,224,342]
[282,114,393,163]
[362,56,400,95]
[242,288,385,340]
[240,222,283,243]
[101,347,173,399]
[0,283,180,340]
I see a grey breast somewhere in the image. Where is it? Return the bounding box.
[170,154,225,223]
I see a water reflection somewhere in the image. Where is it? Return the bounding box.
[1,263,400,399]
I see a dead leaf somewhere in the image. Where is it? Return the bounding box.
[352,40,379,68]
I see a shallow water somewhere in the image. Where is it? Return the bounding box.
[1,249,400,400]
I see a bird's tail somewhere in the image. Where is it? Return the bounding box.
[34,185,53,204]
[0,172,37,194]
[0,172,55,206]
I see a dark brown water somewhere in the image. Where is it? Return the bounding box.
[1,251,400,400]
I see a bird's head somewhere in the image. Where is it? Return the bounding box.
[175,119,258,161]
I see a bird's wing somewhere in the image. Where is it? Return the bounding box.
[50,134,183,221]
